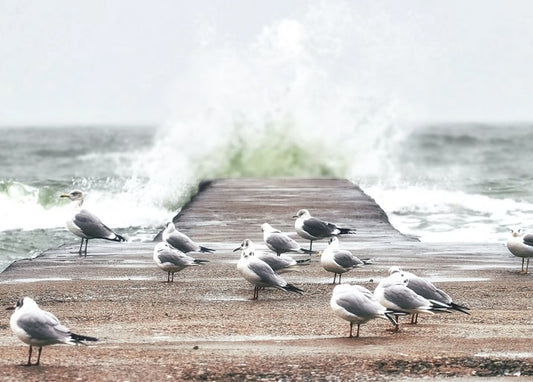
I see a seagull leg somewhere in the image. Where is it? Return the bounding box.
[82,238,89,257]
[332,274,337,284]
[356,323,361,338]
[35,347,42,365]
[338,273,342,284]
[26,345,33,366]
[78,239,84,255]
[309,240,314,252]
[526,258,530,274]
[252,287,259,300]
[349,322,353,338]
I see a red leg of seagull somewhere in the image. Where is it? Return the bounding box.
[349,322,353,338]
[26,346,33,366]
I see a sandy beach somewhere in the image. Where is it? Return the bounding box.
[1,178,531,381]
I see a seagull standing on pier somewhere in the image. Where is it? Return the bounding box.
[7,297,97,366]
[261,223,314,256]
[293,209,356,251]
[330,284,398,338]
[235,239,304,300]
[388,266,469,323]
[235,239,310,274]
[60,189,125,256]
[321,237,365,284]
[153,242,208,282]
[162,222,215,254]
[506,227,533,273]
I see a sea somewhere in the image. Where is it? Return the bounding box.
[1,123,532,272]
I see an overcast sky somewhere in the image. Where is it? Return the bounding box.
[1,0,533,126]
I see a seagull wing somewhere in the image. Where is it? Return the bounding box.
[302,217,332,238]
[73,209,117,240]
[17,310,70,344]
[267,232,300,252]
[333,251,364,269]
[523,234,533,247]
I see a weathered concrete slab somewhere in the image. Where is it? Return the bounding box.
[0,178,530,381]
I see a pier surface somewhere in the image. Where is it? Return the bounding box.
[0,178,531,380]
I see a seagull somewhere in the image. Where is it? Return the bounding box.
[60,189,125,256]
[293,209,356,251]
[374,272,450,331]
[330,284,398,338]
[234,239,310,274]
[162,222,215,253]
[235,239,304,300]
[7,297,97,366]
[153,242,208,282]
[388,266,470,323]
[321,237,365,284]
[261,223,314,256]
[506,227,533,273]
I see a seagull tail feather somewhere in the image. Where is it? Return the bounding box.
[199,246,216,253]
[283,283,304,294]
[451,302,471,315]
[70,333,98,345]
[193,259,209,264]
[338,228,356,235]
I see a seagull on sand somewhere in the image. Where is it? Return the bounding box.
[293,209,356,251]
[374,272,450,331]
[506,227,533,273]
[261,223,314,256]
[235,239,304,300]
[321,237,366,284]
[60,189,125,256]
[162,222,215,253]
[153,242,208,282]
[388,266,469,323]
[234,239,310,274]
[330,284,398,338]
[7,297,97,366]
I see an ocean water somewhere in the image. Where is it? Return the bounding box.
[1,123,532,272]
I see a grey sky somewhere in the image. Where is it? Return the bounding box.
[1,0,532,125]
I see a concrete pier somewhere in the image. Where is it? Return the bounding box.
[0,178,530,380]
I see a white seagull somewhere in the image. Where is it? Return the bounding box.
[330,284,397,338]
[60,189,125,256]
[153,242,208,282]
[7,297,97,366]
[388,266,469,323]
[235,239,304,300]
[293,209,356,251]
[162,222,215,253]
[374,272,450,331]
[321,237,365,284]
[506,227,533,273]
[261,223,314,256]
[234,239,310,274]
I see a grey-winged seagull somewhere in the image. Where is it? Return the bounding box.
[60,189,125,256]
[330,284,397,338]
[388,266,469,323]
[321,237,365,284]
[293,209,356,251]
[153,242,208,282]
[162,222,215,253]
[235,239,304,300]
[506,227,533,273]
[7,297,97,366]
[261,223,314,256]
[374,272,450,331]
[234,239,310,274]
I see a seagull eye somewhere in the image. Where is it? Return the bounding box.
[16,299,23,308]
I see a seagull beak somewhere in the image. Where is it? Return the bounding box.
[232,247,241,252]
[6,306,15,311]
[60,194,69,198]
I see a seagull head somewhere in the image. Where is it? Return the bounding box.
[510,227,524,237]
[388,265,403,275]
[6,297,37,312]
[233,239,254,253]
[60,189,85,206]
[293,209,310,219]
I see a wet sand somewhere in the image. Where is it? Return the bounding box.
[0,178,531,381]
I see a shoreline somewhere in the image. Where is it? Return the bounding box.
[0,178,530,380]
